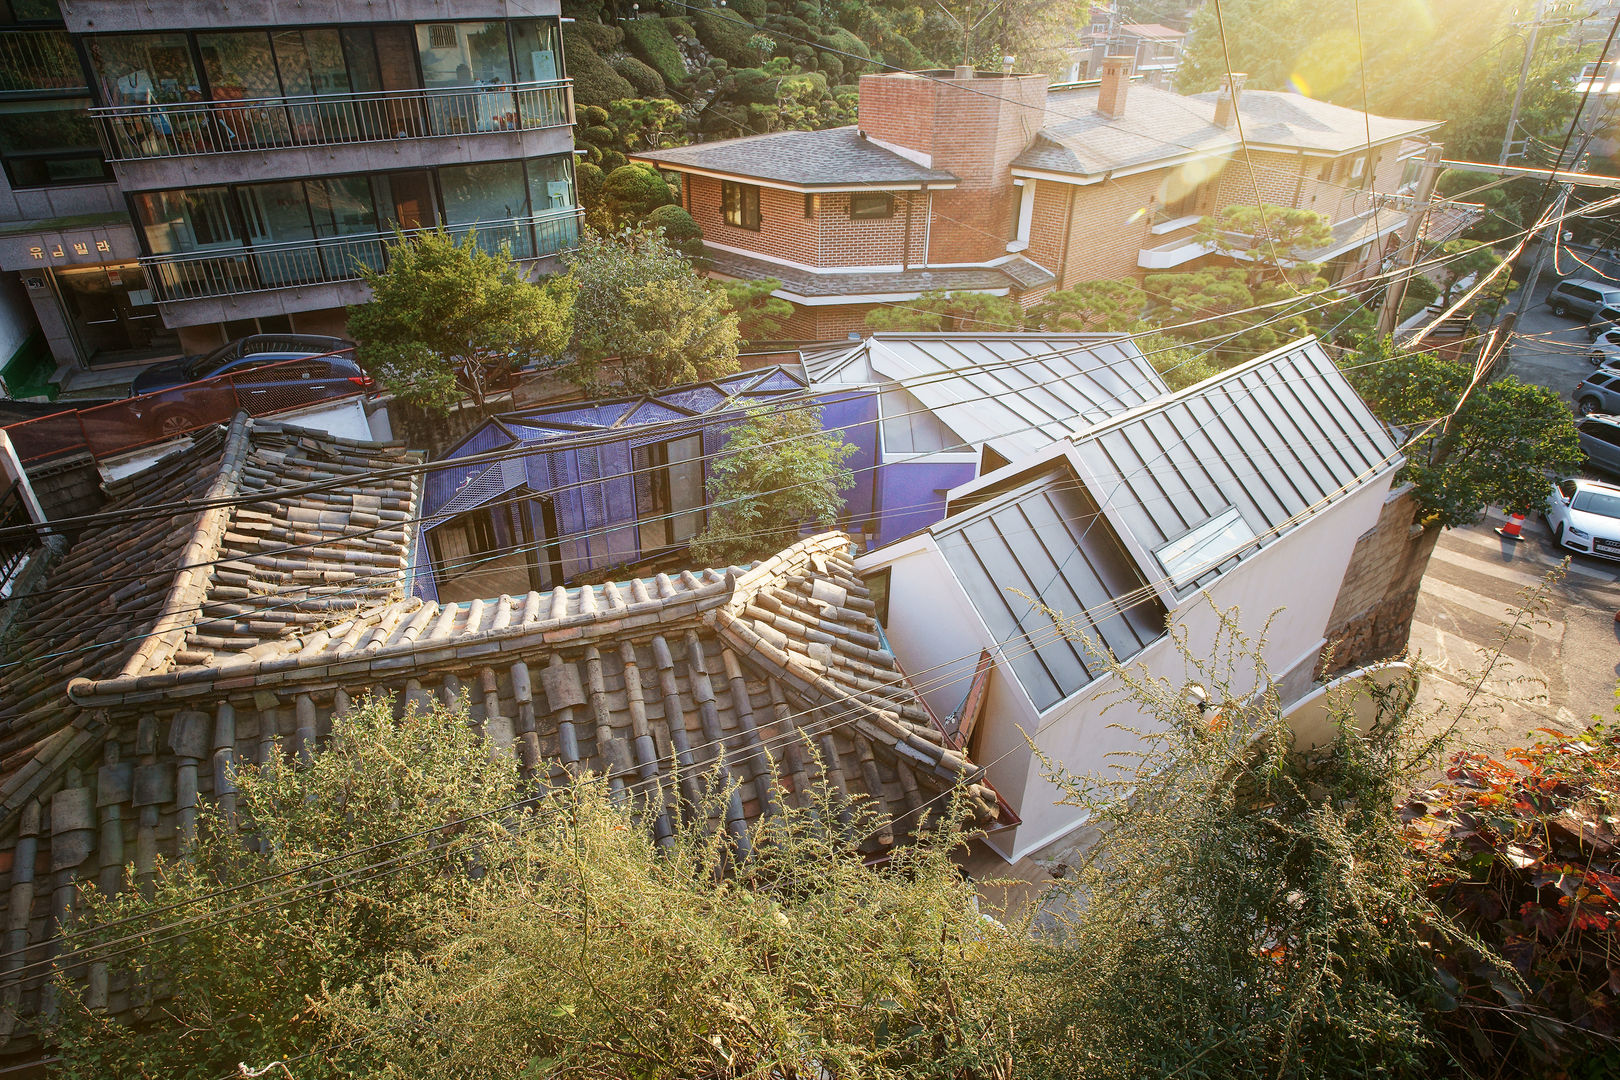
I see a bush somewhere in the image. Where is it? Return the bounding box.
[601,163,676,225]
[610,53,667,97]
[623,17,690,86]
[564,18,625,51]
[562,24,636,107]
[1399,274,1441,321]
[645,203,704,257]
[697,9,764,66]
[823,27,872,75]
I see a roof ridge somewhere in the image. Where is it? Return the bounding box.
[112,413,257,682]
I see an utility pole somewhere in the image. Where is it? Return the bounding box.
[1377,143,1445,339]
[1500,0,1549,166]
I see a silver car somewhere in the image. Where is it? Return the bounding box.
[1577,414,1620,476]
[1548,277,1620,320]
[1546,477,1620,560]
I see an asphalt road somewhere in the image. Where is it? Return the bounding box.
[1406,271,1620,758]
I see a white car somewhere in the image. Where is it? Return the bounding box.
[1591,328,1620,367]
[1546,477,1620,560]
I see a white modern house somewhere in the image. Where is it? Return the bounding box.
[855,336,1405,861]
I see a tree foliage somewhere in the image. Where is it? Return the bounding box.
[689,405,855,566]
[599,162,677,226]
[563,225,740,394]
[1176,0,1587,163]
[644,202,705,258]
[1341,341,1583,525]
[53,694,525,1079]
[719,276,796,341]
[1196,204,1334,276]
[864,289,1024,333]
[1027,280,1148,333]
[348,229,575,414]
[1021,609,1465,1080]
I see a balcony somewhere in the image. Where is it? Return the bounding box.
[140,208,582,307]
[91,80,573,162]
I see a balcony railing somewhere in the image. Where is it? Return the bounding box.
[91,79,573,161]
[141,208,583,304]
[0,30,87,96]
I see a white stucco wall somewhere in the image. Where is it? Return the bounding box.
[861,462,1400,863]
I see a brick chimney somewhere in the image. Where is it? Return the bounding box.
[1213,72,1247,129]
[1096,54,1133,118]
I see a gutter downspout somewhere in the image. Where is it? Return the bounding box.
[1058,183,1077,290]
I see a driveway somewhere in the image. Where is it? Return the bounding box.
[1502,272,1606,403]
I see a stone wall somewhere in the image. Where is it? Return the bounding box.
[23,454,104,535]
[1317,482,1440,677]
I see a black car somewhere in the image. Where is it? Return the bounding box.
[130,334,355,395]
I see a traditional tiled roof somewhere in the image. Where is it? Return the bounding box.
[705,248,1054,298]
[0,414,423,817]
[65,534,994,853]
[632,126,959,188]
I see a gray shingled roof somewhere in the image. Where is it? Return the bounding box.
[706,248,1053,298]
[1192,89,1441,154]
[633,126,958,188]
[1017,84,1440,178]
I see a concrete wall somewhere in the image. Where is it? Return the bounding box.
[61,0,563,33]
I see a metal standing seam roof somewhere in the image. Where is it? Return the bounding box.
[927,337,1399,712]
[804,333,1170,460]
[1066,337,1402,591]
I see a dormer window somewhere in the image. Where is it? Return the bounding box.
[722,180,760,229]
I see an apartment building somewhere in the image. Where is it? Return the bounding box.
[633,60,1452,338]
[0,0,578,376]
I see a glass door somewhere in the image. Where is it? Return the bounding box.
[54,264,180,367]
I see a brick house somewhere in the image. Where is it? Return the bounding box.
[633,62,1453,337]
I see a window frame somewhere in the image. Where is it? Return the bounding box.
[428,505,500,591]
[636,433,707,551]
[849,191,894,220]
[721,180,760,230]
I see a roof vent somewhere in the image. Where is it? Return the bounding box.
[1214,72,1247,130]
[954,64,974,80]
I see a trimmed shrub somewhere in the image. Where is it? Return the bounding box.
[562,24,636,107]
[565,18,625,51]
[610,53,667,97]
[645,203,704,257]
[697,9,763,66]
[623,18,690,86]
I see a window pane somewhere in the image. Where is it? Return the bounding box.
[6,0,61,21]
[309,175,383,276]
[416,21,512,88]
[0,30,85,93]
[526,153,575,212]
[0,98,109,188]
[439,160,531,256]
[132,188,241,254]
[511,18,562,81]
[238,181,320,286]
[666,434,704,542]
[89,33,200,104]
[199,31,278,99]
[273,28,350,95]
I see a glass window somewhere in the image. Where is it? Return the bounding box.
[132,187,242,254]
[274,29,351,96]
[850,192,893,220]
[198,31,278,100]
[237,180,320,286]
[1571,489,1620,518]
[511,18,563,81]
[0,98,111,188]
[526,154,575,213]
[415,22,512,88]
[308,176,378,236]
[88,33,200,105]
[3,0,61,22]
[373,170,436,230]
[0,30,86,93]
[722,181,760,230]
[636,434,706,550]
[439,160,531,256]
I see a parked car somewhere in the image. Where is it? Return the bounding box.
[1574,368,1620,416]
[1590,304,1620,340]
[127,334,368,436]
[1590,328,1620,365]
[1576,414,1620,475]
[130,334,354,396]
[1545,476,1620,560]
[1546,277,1620,320]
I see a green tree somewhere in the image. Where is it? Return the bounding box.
[1342,340,1583,526]
[563,226,740,394]
[53,694,526,1079]
[719,276,795,341]
[347,229,575,414]
[689,405,855,566]
[1027,280,1149,332]
[1431,238,1508,314]
[1197,205,1334,284]
[864,289,1024,333]
[599,162,676,225]
[1143,267,1318,359]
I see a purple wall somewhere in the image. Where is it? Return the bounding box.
[874,458,979,548]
